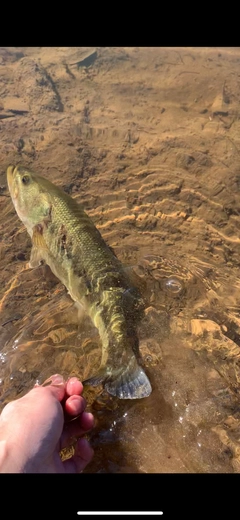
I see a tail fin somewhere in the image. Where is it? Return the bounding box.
[83,359,152,399]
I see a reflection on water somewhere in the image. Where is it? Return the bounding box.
[1,46,240,473]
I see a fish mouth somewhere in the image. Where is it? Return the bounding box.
[7,165,20,197]
[7,165,16,190]
[7,165,21,204]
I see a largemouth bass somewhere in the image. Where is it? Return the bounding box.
[7,165,152,399]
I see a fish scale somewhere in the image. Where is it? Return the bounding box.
[7,165,152,399]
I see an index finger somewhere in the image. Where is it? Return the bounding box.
[65,377,83,397]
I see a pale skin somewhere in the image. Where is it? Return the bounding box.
[0,374,94,473]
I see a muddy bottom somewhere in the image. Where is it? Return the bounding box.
[1,47,240,473]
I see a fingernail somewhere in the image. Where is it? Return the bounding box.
[41,374,65,387]
[67,377,79,385]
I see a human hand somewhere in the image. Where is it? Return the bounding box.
[0,374,94,473]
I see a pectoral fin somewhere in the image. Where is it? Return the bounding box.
[29,225,48,268]
[29,246,45,268]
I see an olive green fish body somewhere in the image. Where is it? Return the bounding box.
[7,165,152,399]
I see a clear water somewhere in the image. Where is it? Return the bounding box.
[1,46,240,473]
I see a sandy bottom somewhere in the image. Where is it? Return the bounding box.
[1,47,240,472]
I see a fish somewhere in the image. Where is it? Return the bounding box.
[7,165,152,399]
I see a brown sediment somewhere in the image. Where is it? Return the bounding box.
[1,47,240,472]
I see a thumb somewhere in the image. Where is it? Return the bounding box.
[35,374,66,402]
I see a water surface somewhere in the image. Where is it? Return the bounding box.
[1,46,240,472]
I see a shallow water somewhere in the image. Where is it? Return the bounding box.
[1,46,240,473]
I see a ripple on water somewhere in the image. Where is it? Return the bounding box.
[1,253,240,472]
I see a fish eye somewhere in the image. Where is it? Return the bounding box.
[21,175,30,185]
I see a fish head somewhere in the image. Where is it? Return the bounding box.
[7,165,52,236]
